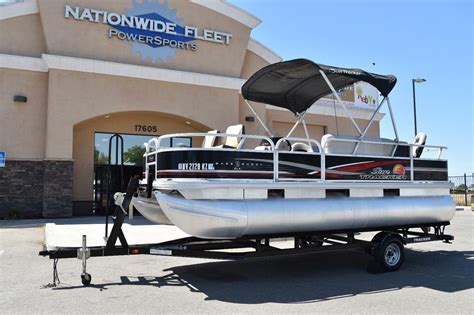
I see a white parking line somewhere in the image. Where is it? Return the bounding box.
[0,250,5,256]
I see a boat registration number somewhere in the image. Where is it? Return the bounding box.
[178,163,215,170]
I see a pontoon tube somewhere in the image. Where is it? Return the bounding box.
[155,191,455,239]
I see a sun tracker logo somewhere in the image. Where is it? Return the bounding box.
[359,164,408,180]
[64,1,233,64]
[328,68,361,76]
[392,164,406,175]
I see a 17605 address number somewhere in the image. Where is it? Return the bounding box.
[135,125,158,133]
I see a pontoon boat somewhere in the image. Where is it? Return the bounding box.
[132,59,454,239]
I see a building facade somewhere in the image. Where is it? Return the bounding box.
[0,0,382,218]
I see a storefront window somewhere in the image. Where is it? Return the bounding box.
[94,133,192,166]
[94,133,153,166]
[93,133,191,213]
[0,0,22,7]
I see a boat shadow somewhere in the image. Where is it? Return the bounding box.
[52,248,474,304]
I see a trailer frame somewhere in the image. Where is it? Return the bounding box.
[38,178,454,286]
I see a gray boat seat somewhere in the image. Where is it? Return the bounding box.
[322,134,406,156]
[201,130,219,148]
[255,139,290,151]
[214,124,244,149]
[291,142,313,152]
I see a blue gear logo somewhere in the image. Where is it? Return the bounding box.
[113,0,194,64]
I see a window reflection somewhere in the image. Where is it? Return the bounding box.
[94,133,192,166]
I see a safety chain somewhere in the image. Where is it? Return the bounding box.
[41,257,60,288]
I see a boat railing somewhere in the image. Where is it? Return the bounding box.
[322,136,447,159]
[275,137,324,181]
[144,133,447,183]
[322,137,447,182]
[144,133,276,181]
[146,133,275,153]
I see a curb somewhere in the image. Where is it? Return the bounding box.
[455,206,472,212]
[0,220,47,229]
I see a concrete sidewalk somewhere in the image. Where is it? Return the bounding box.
[455,206,473,211]
[0,216,189,250]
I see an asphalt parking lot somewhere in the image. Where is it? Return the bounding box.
[0,210,473,314]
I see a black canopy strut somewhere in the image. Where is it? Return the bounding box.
[241,59,397,115]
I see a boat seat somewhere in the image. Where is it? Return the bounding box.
[214,124,244,149]
[276,139,291,151]
[255,138,291,151]
[322,134,407,157]
[201,130,219,148]
[291,142,313,152]
[412,132,427,158]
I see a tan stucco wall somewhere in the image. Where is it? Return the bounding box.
[240,50,269,79]
[72,111,208,200]
[239,98,268,137]
[267,109,380,140]
[238,50,271,137]
[37,0,251,77]
[45,69,240,160]
[272,121,326,140]
[0,14,46,57]
[0,69,48,159]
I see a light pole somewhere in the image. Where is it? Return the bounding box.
[412,78,426,136]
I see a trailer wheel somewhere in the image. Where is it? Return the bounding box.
[371,232,388,245]
[81,273,92,286]
[364,232,387,255]
[375,235,405,271]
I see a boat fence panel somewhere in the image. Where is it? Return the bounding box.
[142,133,448,183]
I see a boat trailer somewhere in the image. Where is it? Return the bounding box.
[39,178,454,286]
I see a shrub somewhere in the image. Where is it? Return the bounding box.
[6,209,23,220]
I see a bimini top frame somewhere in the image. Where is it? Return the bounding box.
[241,58,400,144]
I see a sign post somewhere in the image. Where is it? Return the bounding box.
[0,151,5,168]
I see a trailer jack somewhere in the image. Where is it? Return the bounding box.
[78,235,91,286]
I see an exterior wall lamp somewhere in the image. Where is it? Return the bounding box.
[13,95,27,103]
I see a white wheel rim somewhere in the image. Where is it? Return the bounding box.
[384,243,401,267]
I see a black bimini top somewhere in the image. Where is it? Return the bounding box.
[241,59,397,115]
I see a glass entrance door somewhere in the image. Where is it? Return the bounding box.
[94,133,152,215]
[93,133,191,215]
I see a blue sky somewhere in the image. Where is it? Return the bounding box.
[230,0,473,176]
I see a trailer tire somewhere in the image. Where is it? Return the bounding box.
[375,235,405,271]
[371,232,388,245]
[81,273,92,286]
[365,232,388,255]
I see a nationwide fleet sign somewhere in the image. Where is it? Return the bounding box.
[64,1,232,63]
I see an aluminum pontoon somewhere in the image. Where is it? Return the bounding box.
[133,59,454,239]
